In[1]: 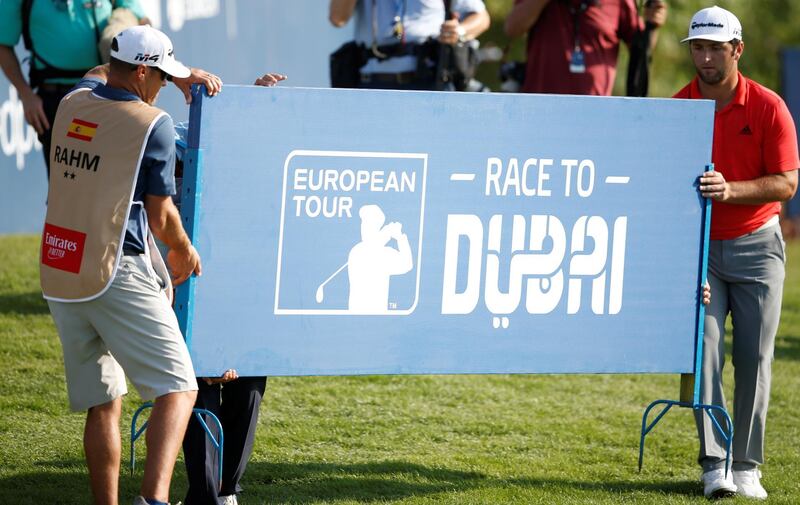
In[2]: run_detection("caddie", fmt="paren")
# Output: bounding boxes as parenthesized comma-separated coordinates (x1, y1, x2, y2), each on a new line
(40, 25, 222, 505)
(675, 6, 799, 500)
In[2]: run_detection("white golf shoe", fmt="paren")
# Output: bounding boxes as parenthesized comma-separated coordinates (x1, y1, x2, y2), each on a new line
(701, 468, 737, 499)
(733, 469, 768, 500)
(221, 495, 239, 505)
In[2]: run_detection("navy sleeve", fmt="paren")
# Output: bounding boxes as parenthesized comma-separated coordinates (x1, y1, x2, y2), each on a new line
(70, 77, 104, 93)
(141, 114, 177, 197)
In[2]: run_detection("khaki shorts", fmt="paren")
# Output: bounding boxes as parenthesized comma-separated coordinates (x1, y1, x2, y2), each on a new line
(48, 255, 197, 411)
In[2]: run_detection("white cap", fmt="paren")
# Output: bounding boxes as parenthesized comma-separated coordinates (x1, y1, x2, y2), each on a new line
(682, 6, 742, 43)
(110, 25, 191, 79)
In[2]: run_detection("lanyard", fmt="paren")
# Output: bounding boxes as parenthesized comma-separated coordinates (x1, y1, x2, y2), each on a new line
(392, 0, 406, 24)
(394, 0, 407, 43)
(371, 0, 406, 57)
(569, 0, 595, 51)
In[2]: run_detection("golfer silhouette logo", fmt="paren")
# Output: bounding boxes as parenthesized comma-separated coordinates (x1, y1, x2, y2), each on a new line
(315, 205, 413, 314)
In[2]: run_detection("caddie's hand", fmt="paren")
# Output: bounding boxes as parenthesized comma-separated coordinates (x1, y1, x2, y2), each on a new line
(203, 369, 238, 385)
(19, 88, 49, 135)
(644, 0, 667, 28)
(438, 14, 462, 45)
(702, 281, 711, 306)
(254, 73, 287, 87)
(699, 170, 729, 202)
(172, 68, 223, 104)
(167, 243, 202, 286)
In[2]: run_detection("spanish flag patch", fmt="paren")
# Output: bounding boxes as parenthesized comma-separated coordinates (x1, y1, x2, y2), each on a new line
(66, 118, 98, 142)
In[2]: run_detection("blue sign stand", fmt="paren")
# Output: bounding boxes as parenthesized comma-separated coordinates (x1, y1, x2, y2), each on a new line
(173, 87, 205, 347)
(638, 164, 733, 474)
(130, 402, 224, 484)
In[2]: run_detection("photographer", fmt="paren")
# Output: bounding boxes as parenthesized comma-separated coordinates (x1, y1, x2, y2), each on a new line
(329, 0, 489, 90)
(503, 0, 666, 95)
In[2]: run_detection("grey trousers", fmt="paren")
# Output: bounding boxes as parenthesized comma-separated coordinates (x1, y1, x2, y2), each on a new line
(695, 224, 785, 472)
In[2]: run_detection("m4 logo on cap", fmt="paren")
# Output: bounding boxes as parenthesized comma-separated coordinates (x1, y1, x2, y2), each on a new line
(41, 223, 86, 274)
(135, 53, 160, 63)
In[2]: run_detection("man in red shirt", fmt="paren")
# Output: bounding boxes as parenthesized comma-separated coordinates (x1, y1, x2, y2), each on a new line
(675, 6, 799, 500)
(504, 0, 666, 95)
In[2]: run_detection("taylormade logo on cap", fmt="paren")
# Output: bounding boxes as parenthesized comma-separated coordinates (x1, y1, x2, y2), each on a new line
(682, 6, 742, 43)
(110, 26, 191, 79)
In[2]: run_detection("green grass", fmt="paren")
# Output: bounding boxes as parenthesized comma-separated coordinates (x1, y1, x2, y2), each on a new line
(1, 235, 798, 504)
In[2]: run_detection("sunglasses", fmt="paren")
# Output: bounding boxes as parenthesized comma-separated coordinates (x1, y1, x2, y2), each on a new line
(155, 68, 172, 82)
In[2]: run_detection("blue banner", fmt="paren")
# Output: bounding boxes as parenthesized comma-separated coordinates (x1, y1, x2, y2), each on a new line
(180, 86, 714, 377)
(0, 0, 350, 233)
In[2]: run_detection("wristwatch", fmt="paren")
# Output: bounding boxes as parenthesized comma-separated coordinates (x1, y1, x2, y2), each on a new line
(456, 25, 467, 42)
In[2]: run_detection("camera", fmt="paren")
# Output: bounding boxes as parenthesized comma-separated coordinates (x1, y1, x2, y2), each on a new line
(499, 60, 526, 93)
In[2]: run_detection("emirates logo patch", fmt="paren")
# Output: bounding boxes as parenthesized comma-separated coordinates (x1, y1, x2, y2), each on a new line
(41, 223, 87, 274)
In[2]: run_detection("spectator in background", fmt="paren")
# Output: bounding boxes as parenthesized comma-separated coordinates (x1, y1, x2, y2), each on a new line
(179, 72, 286, 505)
(677, 6, 799, 500)
(329, 0, 489, 90)
(504, 0, 666, 95)
(0, 0, 148, 174)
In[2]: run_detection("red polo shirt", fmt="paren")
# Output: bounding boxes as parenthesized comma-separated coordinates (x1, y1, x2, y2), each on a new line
(674, 73, 800, 240)
(518, 0, 640, 95)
